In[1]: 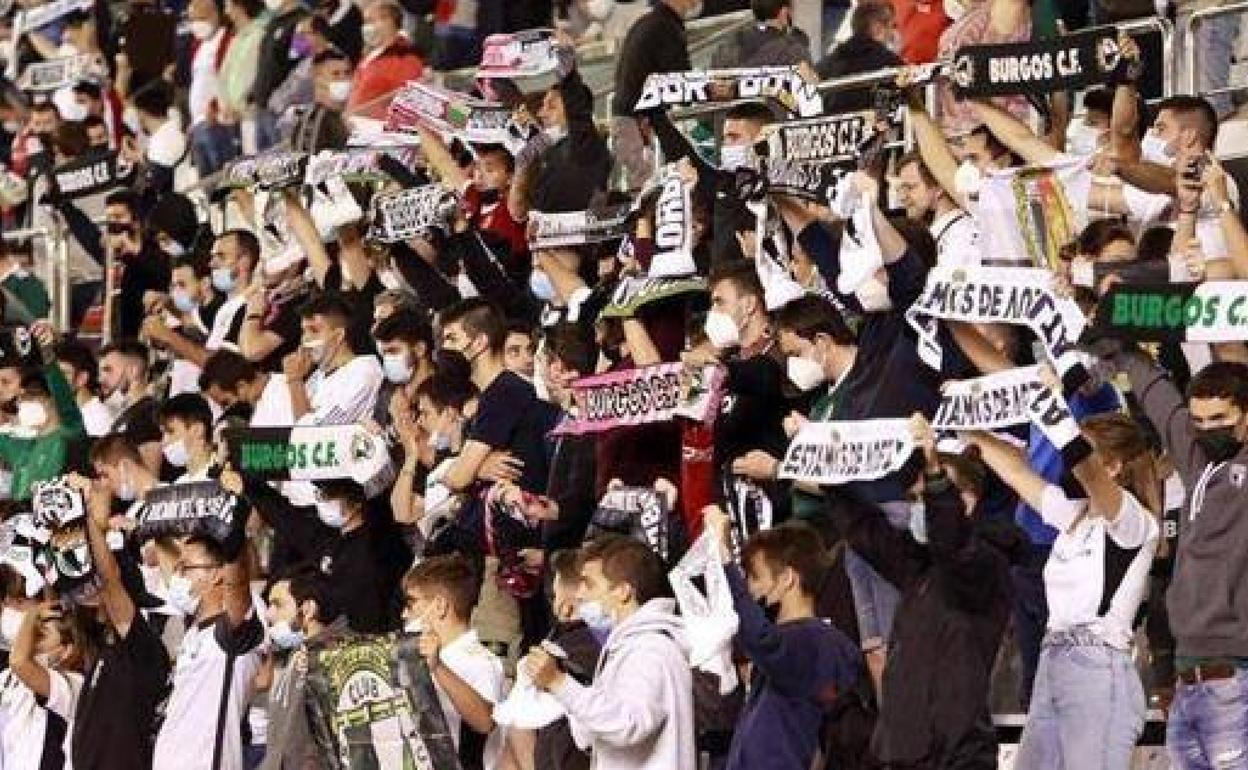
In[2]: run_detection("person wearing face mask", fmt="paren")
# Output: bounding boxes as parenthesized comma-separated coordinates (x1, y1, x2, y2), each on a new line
(0, 326, 84, 501)
(280, 47, 353, 153)
(346, 0, 424, 117)
(103, 190, 172, 341)
(700, 508, 861, 770)
(521, 535, 695, 770)
(243, 478, 411, 632)
(824, 414, 1028, 770)
(151, 535, 264, 770)
(157, 393, 219, 482)
(372, 308, 436, 427)
(130, 82, 194, 196)
(527, 246, 592, 328)
(259, 569, 348, 770)
(0, 240, 51, 323)
(186, 0, 240, 176)
(63, 470, 172, 770)
(251, 0, 308, 151)
(609, 0, 696, 192)
(98, 339, 165, 472)
(283, 294, 384, 424)
(437, 298, 555, 497)
(2, 601, 87, 770)
(401, 554, 508, 770)
(1097, 353, 1248, 769)
(523, 33, 612, 216)
(816, 1, 903, 113)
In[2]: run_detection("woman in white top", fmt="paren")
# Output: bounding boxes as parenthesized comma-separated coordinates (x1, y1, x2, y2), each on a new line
(2, 603, 86, 770)
(966, 412, 1160, 770)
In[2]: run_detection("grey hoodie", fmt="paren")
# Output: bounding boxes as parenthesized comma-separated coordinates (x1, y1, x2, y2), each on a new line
(1119, 352, 1248, 659)
(551, 599, 696, 770)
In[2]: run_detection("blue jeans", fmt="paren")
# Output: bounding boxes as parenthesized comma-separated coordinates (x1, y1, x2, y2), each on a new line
(1016, 633, 1146, 769)
(1176, 8, 1240, 118)
(1013, 545, 1053, 708)
(190, 121, 240, 177)
(845, 501, 908, 647)
(1168, 668, 1248, 769)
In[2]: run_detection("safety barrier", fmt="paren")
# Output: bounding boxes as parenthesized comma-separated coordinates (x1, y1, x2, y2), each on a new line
(1182, 0, 1248, 98)
(6, 220, 70, 333)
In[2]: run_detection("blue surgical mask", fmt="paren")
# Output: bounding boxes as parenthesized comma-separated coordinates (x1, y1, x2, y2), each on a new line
(268, 620, 304, 650)
(577, 599, 613, 633)
(172, 287, 197, 313)
(382, 352, 413, 384)
(211, 267, 236, 294)
(529, 269, 556, 302)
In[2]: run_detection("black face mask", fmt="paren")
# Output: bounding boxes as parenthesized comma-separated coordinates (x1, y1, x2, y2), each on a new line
(1196, 427, 1243, 463)
(478, 187, 501, 206)
(756, 592, 782, 624)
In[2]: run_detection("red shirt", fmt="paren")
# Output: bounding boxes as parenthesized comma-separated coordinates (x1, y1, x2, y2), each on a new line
(892, 0, 950, 64)
(347, 38, 425, 119)
(463, 184, 529, 275)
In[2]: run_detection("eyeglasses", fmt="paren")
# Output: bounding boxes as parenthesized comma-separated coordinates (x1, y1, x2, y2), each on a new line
(175, 563, 218, 575)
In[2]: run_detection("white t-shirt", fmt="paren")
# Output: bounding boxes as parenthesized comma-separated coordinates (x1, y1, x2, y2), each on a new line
(1040, 485, 1159, 649)
(80, 397, 118, 438)
(0, 667, 82, 770)
(189, 28, 227, 126)
(152, 616, 263, 770)
(207, 295, 247, 354)
(302, 355, 384, 426)
(436, 630, 507, 770)
(250, 374, 296, 428)
(930, 209, 980, 267)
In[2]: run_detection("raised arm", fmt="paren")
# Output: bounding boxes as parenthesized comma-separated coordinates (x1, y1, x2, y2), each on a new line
(905, 87, 969, 211)
(968, 100, 1060, 166)
(283, 190, 333, 288)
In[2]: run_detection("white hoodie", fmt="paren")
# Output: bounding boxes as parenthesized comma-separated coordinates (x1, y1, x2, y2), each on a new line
(551, 598, 695, 770)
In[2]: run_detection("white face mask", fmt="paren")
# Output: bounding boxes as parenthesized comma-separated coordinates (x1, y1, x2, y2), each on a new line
(264, 0, 284, 11)
(577, 599, 613, 631)
(543, 124, 567, 144)
(529, 269, 556, 302)
(304, 338, 330, 365)
(1140, 131, 1176, 166)
(944, 0, 967, 19)
(59, 100, 89, 122)
(317, 499, 346, 528)
(382, 351, 413, 384)
(404, 616, 427, 634)
(163, 438, 189, 468)
(268, 619, 304, 650)
(115, 464, 137, 502)
(189, 20, 216, 40)
(719, 142, 755, 172)
(16, 400, 47, 429)
(704, 310, 741, 349)
(584, 0, 615, 20)
(361, 22, 380, 49)
(327, 79, 352, 104)
(684, 0, 704, 19)
(953, 159, 983, 198)
(855, 275, 893, 312)
(0, 606, 23, 647)
(1065, 121, 1103, 157)
(166, 574, 201, 616)
(786, 356, 826, 391)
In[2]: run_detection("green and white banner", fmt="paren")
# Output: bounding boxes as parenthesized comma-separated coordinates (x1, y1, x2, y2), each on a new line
(226, 425, 392, 487)
(1091, 281, 1248, 343)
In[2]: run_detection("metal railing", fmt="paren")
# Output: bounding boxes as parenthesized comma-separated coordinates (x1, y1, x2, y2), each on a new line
(1117, 15, 1175, 102)
(8, 219, 71, 333)
(1183, 0, 1248, 97)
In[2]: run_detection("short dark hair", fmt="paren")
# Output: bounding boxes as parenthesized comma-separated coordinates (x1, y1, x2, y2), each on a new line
(1188, 361, 1248, 409)
(53, 121, 88, 157)
(751, 0, 790, 21)
(229, 0, 265, 20)
(549, 549, 582, 586)
(850, 0, 893, 37)
(473, 143, 515, 173)
(315, 479, 367, 509)
(1083, 87, 1114, 118)
(158, 393, 213, 436)
(403, 553, 480, 621)
(724, 101, 775, 126)
(741, 524, 828, 596)
(183, 535, 229, 566)
(1156, 95, 1219, 150)
(708, 260, 765, 304)
(546, 322, 596, 376)
(441, 297, 506, 353)
(773, 295, 854, 345)
(103, 189, 141, 219)
(172, 253, 211, 279)
(221, 229, 260, 266)
(99, 338, 150, 379)
(88, 433, 142, 467)
(897, 150, 938, 187)
(299, 293, 353, 328)
(580, 535, 671, 605)
(374, 308, 433, 350)
(54, 340, 97, 390)
(282, 568, 339, 623)
(415, 369, 477, 412)
(131, 80, 174, 119)
(1077, 218, 1135, 259)
(199, 350, 259, 393)
(72, 81, 101, 100)
(313, 48, 348, 67)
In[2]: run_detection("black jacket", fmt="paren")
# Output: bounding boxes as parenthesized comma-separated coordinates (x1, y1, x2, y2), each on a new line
(611, 2, 691, 117)
(709, 22, 811, 69)
(530, 67, 612, 213)
(827, 475, 1026, 769)
(815, 34, 903, 113)
(253, 7, 308, 106)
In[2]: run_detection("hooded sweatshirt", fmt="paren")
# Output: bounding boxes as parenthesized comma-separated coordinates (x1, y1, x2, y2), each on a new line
(551, 598, 695, 770)
(1118, 351, 1248, 660)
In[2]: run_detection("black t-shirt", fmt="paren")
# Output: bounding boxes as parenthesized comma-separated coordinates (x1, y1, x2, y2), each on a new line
(117, 244, 171, 340)
(112, 395, 161, 446)
(73, 614, 172, 770)
(323, 263, 384, 355)
(713, 349, 791, 470)
(468, 370, 556, 494)
(259, 290, 309, 373)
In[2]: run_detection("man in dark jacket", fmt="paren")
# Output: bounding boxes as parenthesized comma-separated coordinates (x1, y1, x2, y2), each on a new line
(816, 0, 902, 112)
(827, 417, 1026, 769)
(610, 0, 698, 191)
(529, 42, 612, 213)
(710, 0, 811, 69)
(252, 0, 308, 149)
